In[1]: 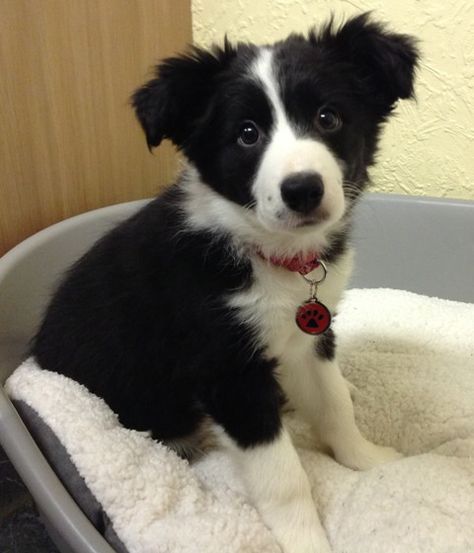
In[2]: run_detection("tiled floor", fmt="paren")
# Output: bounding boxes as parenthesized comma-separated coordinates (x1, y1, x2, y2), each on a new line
(0, 445, 59, 553)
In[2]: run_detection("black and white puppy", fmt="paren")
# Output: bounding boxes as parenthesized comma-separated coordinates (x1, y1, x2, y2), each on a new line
(33, 14, 418, 553)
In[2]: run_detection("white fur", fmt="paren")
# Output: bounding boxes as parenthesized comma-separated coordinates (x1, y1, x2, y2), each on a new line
(227, 247, 353, 357)
(279, 352, 402, 470)
(217, 426, 331, 553)
(250, 49, 346, 234)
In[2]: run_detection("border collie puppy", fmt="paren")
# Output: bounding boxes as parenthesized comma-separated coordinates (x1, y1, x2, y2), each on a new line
(33, 13, 418, 553)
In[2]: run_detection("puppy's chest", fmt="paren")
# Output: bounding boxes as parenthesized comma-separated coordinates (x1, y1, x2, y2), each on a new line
(228, 266, 328, 359)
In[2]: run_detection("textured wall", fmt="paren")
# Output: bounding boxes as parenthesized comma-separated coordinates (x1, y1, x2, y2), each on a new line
(192, 0, 474, 200)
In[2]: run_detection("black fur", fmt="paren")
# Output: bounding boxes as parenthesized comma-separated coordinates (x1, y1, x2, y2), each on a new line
(315, 328, 336, 361)
(32, 14, 418, 452)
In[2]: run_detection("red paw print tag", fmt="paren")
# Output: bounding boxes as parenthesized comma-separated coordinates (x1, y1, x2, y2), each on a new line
(295, 299, 331, 335)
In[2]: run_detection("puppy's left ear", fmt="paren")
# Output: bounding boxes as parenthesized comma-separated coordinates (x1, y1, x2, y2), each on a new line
(319, 13, 420, 112)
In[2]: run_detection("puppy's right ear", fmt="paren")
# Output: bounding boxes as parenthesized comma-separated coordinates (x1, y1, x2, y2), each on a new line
(131, 42, 236, 150)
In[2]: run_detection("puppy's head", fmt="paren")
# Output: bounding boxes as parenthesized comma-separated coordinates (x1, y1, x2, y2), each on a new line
(132, 13, 419, 242)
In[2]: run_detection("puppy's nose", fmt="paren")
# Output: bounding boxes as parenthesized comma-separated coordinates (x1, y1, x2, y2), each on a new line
(281, 172, 324, 214)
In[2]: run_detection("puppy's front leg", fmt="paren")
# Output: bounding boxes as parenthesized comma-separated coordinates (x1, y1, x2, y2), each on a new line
(204, 363, 331, 553)
(282, 330, 401, 470)
(223, 427, 331, 553)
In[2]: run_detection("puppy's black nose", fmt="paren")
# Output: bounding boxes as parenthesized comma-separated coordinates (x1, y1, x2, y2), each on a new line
(280, 172, 324, 214)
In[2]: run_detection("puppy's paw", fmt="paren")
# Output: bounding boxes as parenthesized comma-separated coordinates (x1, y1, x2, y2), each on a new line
(334, 439, 403, 471)
(266, 499, 332, 553)
(277, 531, 332, 553)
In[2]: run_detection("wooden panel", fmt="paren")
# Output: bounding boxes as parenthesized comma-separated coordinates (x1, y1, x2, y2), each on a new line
(0, 0, 192, 254)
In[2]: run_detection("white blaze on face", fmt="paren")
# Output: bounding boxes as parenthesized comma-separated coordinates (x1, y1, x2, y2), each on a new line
(251, 49, 345, 231)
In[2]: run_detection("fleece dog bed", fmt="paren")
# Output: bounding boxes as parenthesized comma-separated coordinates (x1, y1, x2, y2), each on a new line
(5, 288, 474, 553)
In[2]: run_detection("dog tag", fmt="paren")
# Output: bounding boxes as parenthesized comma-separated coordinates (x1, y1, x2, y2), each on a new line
(295, 299, 331, 335)
(295, 260, 331, 335)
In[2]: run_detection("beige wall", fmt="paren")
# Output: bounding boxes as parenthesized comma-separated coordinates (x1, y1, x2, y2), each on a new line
(192, 0, 474, 200)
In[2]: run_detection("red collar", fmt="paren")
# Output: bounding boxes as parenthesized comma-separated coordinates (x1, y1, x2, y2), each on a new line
(257, 250, 321, 275)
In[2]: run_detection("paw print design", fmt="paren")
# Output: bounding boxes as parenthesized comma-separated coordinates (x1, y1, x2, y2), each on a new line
(301, 308, 325, 326)
(296, 301, 331, 335)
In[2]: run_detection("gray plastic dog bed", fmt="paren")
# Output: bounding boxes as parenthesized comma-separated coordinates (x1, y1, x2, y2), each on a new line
(0, 193, 473, 553)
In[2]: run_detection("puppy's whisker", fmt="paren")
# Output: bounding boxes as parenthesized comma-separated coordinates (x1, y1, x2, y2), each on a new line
(243, 199, 257, 210)
(343, 180, 364, 201)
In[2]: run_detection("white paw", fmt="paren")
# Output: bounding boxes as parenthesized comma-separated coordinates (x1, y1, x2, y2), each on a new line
(265, 499, 332, 553)
(334, 439, 403, 471)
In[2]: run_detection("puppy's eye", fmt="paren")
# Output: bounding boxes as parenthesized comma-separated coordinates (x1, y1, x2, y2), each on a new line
(316, 107, 342, 133)
(238, 121, 260, 146)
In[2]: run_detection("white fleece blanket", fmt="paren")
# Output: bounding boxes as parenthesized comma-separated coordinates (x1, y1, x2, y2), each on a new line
(6, 289, 474, 553)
